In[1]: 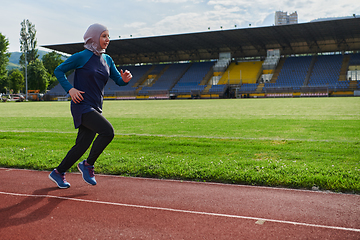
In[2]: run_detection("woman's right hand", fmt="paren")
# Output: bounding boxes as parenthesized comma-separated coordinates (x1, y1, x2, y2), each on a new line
(68, 88, 85, 103)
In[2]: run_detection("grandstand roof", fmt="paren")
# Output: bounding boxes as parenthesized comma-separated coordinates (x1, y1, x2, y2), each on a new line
(43, 17, 360, 65)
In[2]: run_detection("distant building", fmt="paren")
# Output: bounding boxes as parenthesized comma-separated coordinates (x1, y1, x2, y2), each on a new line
(275, 11, 298, 25)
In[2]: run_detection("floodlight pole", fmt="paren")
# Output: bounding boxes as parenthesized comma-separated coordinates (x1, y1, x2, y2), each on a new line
(20, 19, 30, 101)
(21, 28, 29, 101)
(25, 49, 28, 101)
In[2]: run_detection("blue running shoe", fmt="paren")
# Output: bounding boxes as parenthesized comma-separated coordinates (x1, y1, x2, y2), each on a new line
(77, 160, 97, 185)
(49, 169, 70, 189)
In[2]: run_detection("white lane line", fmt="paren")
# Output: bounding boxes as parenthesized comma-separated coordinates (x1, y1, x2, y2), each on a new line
(0, 129, 355, 143)
(1, 191, 359, 233)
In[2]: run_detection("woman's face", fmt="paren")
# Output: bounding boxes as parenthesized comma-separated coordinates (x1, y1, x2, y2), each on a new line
(99, 30, 110, 50)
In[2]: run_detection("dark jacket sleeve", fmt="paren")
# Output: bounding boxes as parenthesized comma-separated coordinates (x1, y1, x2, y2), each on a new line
(103, 54, 128, 86)
(54, 50, 93, 93)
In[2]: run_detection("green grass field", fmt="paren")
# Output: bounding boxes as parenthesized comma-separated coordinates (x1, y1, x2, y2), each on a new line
(1, 98, 359, 193)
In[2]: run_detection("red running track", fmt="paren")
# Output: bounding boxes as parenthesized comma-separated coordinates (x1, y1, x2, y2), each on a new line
(0, 167, 359, 239)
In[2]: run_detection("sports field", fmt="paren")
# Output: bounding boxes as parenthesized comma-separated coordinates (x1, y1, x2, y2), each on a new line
(1, 97, 359, 193)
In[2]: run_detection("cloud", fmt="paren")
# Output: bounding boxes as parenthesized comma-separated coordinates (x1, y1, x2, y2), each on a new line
(138, 0, 203, 2)
(260, 13, 275, 26)
(124, 22, 148, 29)
(111, 0, 360, 40)
(2, 0, 360, 52)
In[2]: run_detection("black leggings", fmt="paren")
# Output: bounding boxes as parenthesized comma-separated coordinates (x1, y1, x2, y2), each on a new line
(56, 111, 114, 173)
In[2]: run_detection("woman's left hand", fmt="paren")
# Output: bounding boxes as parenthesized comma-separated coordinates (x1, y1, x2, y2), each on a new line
(120, 69, 133, 83)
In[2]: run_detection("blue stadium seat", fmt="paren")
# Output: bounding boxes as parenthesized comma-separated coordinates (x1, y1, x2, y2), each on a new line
(140, 63, 191, 95)
(264, 56, 312, 91)
(308, 55, 343, 88)
(170, 62, 214, 94)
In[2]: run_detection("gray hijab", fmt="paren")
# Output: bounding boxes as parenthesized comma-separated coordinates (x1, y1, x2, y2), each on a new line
(83, 23, 108, 55)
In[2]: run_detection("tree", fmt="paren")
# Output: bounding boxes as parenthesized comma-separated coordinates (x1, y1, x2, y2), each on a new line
(42, 51, 64, 76)
(8, 69, 24, 93)
(19, 19, 39, 66)
(42, 51, 64, 89)
(27, 59, 48, 92)
(0, 33, 10, 93)
(20, 19, 39, 99)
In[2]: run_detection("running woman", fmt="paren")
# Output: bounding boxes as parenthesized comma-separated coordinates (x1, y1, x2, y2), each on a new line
(49, 23, 132, 188)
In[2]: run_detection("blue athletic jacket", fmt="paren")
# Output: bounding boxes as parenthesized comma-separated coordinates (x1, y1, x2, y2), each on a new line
(54, 49, 127, 128)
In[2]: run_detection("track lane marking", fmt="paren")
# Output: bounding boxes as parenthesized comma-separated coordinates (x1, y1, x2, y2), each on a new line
(1, 191, 359, 233)
(0, 129, 356, 143)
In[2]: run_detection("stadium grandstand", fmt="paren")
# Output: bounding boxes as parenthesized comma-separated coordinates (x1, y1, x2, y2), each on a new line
(43, 17, 360, 100)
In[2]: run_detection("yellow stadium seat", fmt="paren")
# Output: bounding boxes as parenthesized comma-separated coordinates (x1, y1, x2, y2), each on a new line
(217, 61, 263, 85)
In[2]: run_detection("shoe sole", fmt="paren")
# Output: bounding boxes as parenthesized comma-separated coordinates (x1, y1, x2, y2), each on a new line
(77, 164, 97, 186)
(49, 174, 70, 189)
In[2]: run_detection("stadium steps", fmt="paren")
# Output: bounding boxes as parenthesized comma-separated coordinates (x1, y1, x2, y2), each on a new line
(135, 86, 143, 94)
(349, 81, 358, 89)
(138, 63, 191, 96)
(203, 74, 217, 94)
(169, 63, 193, 90)
(132, 65, 156, 88)
(141, 64, 171, 90)
(202, 84, 212, 94)
(270, 57, 286, 83)
(303, 55, 317, 86)
(147, 65, 170, 87)
(339, 55, 350, 81)
(199, 66, 214, 86)
(217, 63, 235, 85)
(255, 83, 264, 93)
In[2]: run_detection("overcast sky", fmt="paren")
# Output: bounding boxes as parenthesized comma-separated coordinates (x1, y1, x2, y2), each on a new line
(2, 0, 359, 52)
